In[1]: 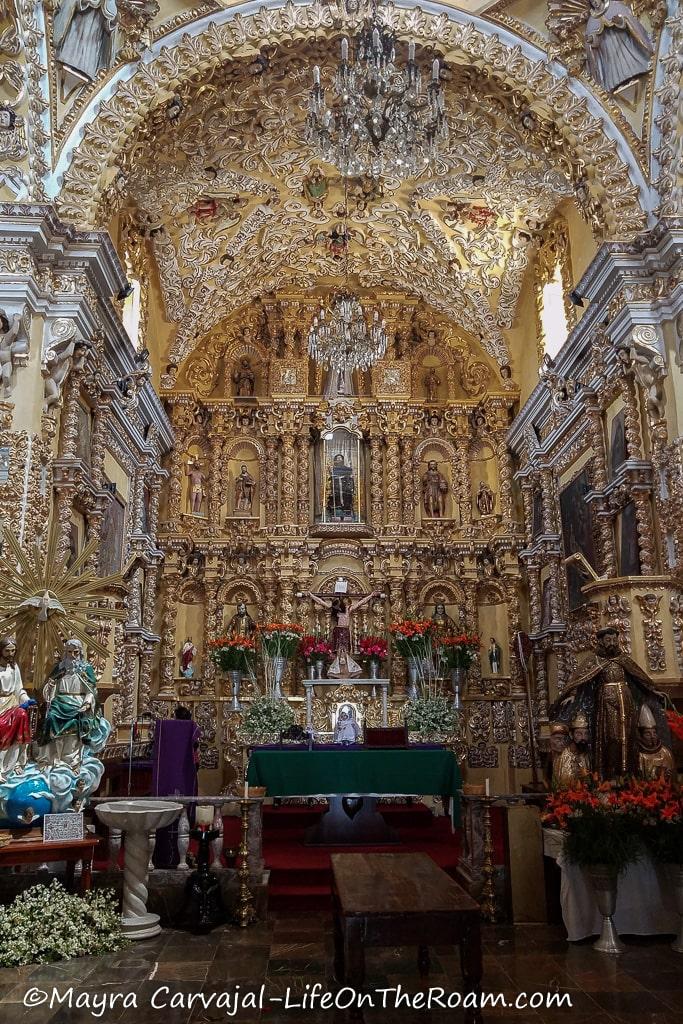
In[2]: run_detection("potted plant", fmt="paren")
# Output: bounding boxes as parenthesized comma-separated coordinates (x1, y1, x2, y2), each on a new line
(543, 777, 643, 954)
(208, 635, 257, 711)
(258, 623, 304, 698)
(390, 619, 438, 698)
(440, 633, 480, 704)
(299, 635, 333, 679)
(359, 635, 388, 680)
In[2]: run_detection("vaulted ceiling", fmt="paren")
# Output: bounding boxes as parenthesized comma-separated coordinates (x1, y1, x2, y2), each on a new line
(115, 36, 583, 367)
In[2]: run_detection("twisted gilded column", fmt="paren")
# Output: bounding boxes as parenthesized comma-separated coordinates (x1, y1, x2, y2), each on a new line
(53, 359, 87, 562)
(157, 576, 180, 697)
(385, 435, 401, 527)
(280, 434, 296, 525)
(621, 375, 656, 574)
(264, 437, 279, 528)
(495, 433, 515, 525)
(296, 434, 310, 527)
(369, 435, 384, 530)
(455, 436, 472, 527)
(584, 397, 617, 576)
(207, 429, 224, 531)
(400, 436, 415, 525)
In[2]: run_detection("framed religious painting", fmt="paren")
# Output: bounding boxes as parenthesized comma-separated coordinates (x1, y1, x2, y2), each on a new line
(98, 487, 126, 575)
(619, 501, 641, 576)
(609, 407, 627, 478)
(559, 468, 597, 610)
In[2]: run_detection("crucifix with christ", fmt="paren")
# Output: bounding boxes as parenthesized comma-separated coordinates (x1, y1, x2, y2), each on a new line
(298, 578, 384, 678)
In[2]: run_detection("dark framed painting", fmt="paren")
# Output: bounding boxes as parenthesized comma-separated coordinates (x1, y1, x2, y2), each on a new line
(619, 501, 641, 576)
(560, 469, 596, 610)
(99, 489, 126, 575)
(609, 408, 627, 478)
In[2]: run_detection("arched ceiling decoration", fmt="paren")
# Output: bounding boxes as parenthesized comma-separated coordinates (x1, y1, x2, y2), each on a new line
(52, 1, 653, 366)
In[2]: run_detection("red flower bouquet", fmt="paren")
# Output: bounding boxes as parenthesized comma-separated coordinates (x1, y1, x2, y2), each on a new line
(208, 635, 256, 672)
(440, 633, 480, 670)
(359, 636, 388, 660)
(299, 635, 333, 661)
(666, 708, 683, 743)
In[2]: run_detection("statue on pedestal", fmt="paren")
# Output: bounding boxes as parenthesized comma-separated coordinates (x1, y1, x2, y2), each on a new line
(0, 637, 35, 781)
(226, 601, 256, 639)
(476, 481, 495, 516)
(637, 704, 675, 784)
(40, 638, 111, 769)
(327, 453, 355, 520)
(545, 722, 570, 789)
(180, 638, 197, 679)
(550, 626, 668, 780)
(186, 460, 206, 514)
(424, 368, 440, 402)
(232, 357, 255, 398)
(234, 464, 256, 514)
(488, 638, 502, 675)
(422, 460, 448, 518)
(552, 712, 592, 789)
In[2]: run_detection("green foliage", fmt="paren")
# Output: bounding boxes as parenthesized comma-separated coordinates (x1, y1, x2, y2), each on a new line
(642, 820, 683, 864)
(0, 879, 127, 967)
(564, 815, 643, 875)
(405, 695, 456, 738)
(241, 696, 295, 739)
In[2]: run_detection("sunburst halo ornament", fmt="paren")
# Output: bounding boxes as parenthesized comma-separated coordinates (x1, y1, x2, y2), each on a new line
(0, 525, 127, 683)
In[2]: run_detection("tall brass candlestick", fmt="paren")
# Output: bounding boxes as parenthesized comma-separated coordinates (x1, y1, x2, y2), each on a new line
(236, 798, 255, 928)
(480, 796, 497, 923)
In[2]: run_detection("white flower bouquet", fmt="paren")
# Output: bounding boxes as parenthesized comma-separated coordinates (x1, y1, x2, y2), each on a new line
(0, 879, 127, 967)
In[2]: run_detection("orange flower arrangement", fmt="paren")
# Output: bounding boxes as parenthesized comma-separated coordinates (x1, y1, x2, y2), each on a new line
(389, 619, 435, 659)
(666, 708, 683, 742)
(208, 635, 256, 671)
(440, 634, 480, 670)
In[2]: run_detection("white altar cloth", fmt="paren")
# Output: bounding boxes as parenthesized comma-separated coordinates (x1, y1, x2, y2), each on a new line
(543, 828, 678, 941)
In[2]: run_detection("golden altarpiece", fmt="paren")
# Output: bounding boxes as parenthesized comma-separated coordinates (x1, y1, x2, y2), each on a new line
(153, 294, 530, 792)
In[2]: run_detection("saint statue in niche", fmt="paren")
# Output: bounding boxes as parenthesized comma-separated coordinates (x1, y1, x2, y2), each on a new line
(180, 638, 197, 679)
(488, 638, 502, 675)
(186, 460, 206, 515)
(585, 0, 654, 93)
(232, 357, 255, 398)
(430, 602, 458, 643)
(422, 460, 448, 518)
(226, 601, 256, 638)
(476, 481, 495, 516)
(234, 463, 256, 514)
(324, 364, 355, 398)
(424, 367, 440, 402)
(53, 0, 117, 82)
(327, 453, 355, 520)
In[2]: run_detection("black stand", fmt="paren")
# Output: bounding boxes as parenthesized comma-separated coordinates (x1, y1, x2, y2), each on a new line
(184, 827, 225, 932)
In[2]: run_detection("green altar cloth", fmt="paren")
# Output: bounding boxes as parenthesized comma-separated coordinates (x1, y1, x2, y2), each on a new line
(247, 749, 462, 825)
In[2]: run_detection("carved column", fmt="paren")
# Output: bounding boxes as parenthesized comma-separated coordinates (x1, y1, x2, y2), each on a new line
(400, 436, 415, 525)
(385, 435, 401, 528)
(158, 575, 180, 697)
(621, 375, 657, 574)
(53, 359, 86, 562)
(203, 583, 220, 695)
(584, 396, 617, 576)
(388, 579, 405, 695)
(207, 427, 224, 531)
(296, 434, 310, 527)
(455, 435, 472, 527)
(369, 435, 384, 530)
(280, 434, 297, 525)
(495, 433, 515, 525)
(263, 437, 279, 528)
(521, 482, 534, 547)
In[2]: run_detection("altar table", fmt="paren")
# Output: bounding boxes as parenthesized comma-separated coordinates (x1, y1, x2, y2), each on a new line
(246, 748, 462, 824)
(543, 828, 678, 940)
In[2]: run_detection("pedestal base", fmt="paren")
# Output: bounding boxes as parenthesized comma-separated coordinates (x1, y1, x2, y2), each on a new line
(121, 910, 162, 940)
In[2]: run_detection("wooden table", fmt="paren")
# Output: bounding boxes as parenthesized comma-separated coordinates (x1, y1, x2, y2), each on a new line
(331, 852, 483, 1021)
(0, 837, 98, 894)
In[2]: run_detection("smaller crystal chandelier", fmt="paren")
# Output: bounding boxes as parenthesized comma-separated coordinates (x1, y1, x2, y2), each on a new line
(306, 1, 449, 179)
(308, 292, 388, 373)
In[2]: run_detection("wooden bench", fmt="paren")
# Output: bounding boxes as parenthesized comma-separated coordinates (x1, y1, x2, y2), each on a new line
(0, 837, 98, 894)
(331, 852, 483, 1022)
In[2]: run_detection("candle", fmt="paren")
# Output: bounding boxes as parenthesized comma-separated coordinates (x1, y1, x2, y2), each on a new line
(485, 778, 490, 797)
(408, 41, 415, 61)
(341, 37, 349, 61)
(432, 58, 440, 82)
(313, 65, 320, 85)
(244, 779, 249, 800)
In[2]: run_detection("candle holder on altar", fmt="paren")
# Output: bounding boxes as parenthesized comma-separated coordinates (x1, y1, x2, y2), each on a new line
(480, 795, 498, 923)
(236, 799, 255, 928)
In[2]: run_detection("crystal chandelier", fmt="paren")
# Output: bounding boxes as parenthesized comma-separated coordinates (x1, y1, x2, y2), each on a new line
(306, 2, 448, 178)
(308, 292, 387, 373)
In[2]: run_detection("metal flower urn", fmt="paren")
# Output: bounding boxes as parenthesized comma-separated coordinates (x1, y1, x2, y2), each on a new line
(450, 667, 464, 707)
(584, 865, 625, 954)
(271, 655, 286, 698)
(406, 659, 419, 700)
(228, 670, 242, 712)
